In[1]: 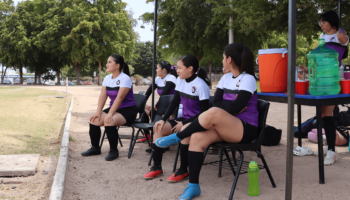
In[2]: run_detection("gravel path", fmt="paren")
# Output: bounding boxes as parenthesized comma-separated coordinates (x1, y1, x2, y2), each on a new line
(31, 85, 350, 200)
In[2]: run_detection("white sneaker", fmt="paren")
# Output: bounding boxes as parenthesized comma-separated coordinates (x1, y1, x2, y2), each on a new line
(324, 150, 338, 165)
(313, 146, 328, 156)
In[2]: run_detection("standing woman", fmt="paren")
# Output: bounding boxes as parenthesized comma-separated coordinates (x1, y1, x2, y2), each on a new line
(143, 55, 211, 183)
(155, 43, 259, 199)
(136, 61, 177, 143)
(300, 11, 348, 165)
(81, 54, 138, 161)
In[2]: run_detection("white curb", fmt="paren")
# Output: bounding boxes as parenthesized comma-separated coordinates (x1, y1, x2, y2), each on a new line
(49, 97, 73, 200)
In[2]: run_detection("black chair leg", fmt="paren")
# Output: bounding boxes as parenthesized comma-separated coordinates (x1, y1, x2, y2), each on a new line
(229, 150, 244, 200)
(128, 128, 139, 158)
(203, 146, 210, 159)
(218, 148, 223, 178)
(148, 151, 153, 166)
(231, 150, 237, 166)
(119, 137, 123, 147)
(173, 143, 181, 172)
(100, 130, 106, 148)
(223, 149, 236, 176)
(255, 150, 276, 188)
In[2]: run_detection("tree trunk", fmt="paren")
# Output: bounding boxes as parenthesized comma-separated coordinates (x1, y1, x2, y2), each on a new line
(19, 67, 23, 84)
(1, 66, 7, 84)
(208, 62, 212, 89)
(98, 60, 102, 85)
(38, 70, 42, 84)
(56, 69, 61, 85)
(74, 63, 82, 85)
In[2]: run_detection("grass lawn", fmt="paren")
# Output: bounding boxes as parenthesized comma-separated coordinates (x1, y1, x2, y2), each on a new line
(0, 87, 71, 156)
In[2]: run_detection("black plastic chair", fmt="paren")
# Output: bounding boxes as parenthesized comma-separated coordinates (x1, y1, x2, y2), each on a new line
(99, 93, 147, 154)
(129, 95, 174, 161)
(202, 99, 276, 200)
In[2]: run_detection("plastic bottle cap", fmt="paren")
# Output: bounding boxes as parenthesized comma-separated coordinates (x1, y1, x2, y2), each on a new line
(249, 161, 258, 169)
(319, 39, 325, 46)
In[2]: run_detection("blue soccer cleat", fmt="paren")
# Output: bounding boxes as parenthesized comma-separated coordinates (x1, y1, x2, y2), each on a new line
(179, 183, 201, 200)
(155, 133, 181, 148)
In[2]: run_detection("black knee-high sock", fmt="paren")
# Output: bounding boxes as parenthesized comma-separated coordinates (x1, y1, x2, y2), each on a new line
(89, 123, 101, 148)
(322, 116, 336, 152)
(177, 118, 207, 139)
(105, 126, 119, 150)
(152, 143, 164, 168)
(179, 144, 189, 172)
(188, 150, 204, 184)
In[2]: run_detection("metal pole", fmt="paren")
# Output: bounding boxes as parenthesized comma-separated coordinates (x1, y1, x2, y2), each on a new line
(229, 17, 233, 44)
(285, 0, 296, 200)
(151, 0, 158, 122)
(66, 77, 68, 96)
(228, 0, 233, 44)
(338, 0, 341, 27)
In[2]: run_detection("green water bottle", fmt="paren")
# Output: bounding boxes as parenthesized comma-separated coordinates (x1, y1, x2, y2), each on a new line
(248, 161, 260, 196)
(307, 39, 340, 96)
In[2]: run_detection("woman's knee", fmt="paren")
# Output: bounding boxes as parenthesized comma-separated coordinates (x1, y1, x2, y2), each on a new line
(189, 133, 208, 149)
(202, 107, 221, 120)
(181, 136, 191, 145)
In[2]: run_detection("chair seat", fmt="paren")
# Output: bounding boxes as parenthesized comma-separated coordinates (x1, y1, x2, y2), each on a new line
(210, 140, 259, 151)
(131, 122, 155, 130)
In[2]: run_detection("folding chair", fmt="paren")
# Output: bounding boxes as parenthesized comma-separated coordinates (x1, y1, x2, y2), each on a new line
(202, 99, 276, 200)
(99, 93, 147, 154)
(129, 95, 174, 160)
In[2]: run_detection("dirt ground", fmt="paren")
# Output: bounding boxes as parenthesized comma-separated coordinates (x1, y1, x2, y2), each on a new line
(13, 85, 350, 199)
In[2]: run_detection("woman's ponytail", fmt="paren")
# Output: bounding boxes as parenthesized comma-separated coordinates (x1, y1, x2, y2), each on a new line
(123, 63, 130, 76)
(241, 46, 256, 79)
(197, 68, 211, 86)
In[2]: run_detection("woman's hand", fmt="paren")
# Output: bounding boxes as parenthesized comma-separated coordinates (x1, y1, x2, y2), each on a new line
(154, 106, 157, 111)
(90, 112, 101, 123)
(172, 121, 183, 133)
(104, 113, 114, 125)
(154, 120, 165, 133)
(299, 65, 308, 73)
(337, 28, 348, 45)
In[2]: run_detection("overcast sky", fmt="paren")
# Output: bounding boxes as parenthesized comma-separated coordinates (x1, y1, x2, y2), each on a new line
(11, 0, 155, 42)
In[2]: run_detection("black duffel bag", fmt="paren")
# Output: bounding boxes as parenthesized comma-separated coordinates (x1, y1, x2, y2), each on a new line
(262, 125, 282, 146)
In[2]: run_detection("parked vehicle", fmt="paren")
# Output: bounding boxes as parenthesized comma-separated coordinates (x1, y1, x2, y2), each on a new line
(61, 81, 75, 86)
(13, 79, 20, 85)
(2, 79, 12, 85)
(83, 81, 92, 85)
(26, 79, 35, 85)
(142, 78, 152, 85)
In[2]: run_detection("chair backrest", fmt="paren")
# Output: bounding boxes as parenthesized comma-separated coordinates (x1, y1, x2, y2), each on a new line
(251, 99, 270, 145)
(209, 96, 214, 107)
(152, 95, 174, 122)
(133, 93, 147, 114)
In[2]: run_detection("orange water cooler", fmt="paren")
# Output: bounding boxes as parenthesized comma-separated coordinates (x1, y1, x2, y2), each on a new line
(256, 48, 288, 92)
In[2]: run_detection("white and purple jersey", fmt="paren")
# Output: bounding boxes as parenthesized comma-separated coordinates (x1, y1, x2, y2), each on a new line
(217, 72, 258, 127)
(321, 34, 349, 66)
(102, 72, 136, 109)
(175, 76, 210, 119)
(155, 74, 177, 96)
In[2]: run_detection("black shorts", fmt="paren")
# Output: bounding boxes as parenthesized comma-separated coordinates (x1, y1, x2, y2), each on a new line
(102, 106, 137, 124)
(168, 117, 186, 128)
(239, 119, 259, 144)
